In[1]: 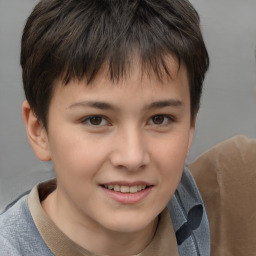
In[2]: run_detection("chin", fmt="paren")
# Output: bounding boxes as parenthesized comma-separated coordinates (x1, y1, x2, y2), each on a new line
(104, 212, 157, 233)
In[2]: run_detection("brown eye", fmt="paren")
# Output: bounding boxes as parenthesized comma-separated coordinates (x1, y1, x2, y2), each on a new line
(81, 115, 109, 126)
(89, 116, 103, 125)
(148, 114, 174, 127)
(152, 115, 165, 124)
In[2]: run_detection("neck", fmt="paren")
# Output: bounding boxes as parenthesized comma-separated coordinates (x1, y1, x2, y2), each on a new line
(42, 189, 159, 256)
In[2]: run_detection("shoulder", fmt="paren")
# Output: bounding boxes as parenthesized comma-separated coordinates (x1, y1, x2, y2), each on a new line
(189, 135, 256, 255)
(189, 135, 256, 203)
(190, 135, 256, 176)
(0, 194, 29, 234)
(0, 192, 53, 255)
(0, 195, 30, 255)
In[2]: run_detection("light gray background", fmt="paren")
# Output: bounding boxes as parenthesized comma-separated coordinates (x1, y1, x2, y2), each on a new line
(0, 0, 256, 211)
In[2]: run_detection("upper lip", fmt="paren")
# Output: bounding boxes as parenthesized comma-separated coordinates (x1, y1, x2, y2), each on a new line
(100, 181, 153, 186)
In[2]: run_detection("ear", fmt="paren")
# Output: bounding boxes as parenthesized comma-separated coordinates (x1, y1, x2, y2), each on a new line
(22, 101, 51, 161)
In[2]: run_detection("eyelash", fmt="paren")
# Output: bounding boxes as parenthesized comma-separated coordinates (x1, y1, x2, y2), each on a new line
(80, 114, 175, 127)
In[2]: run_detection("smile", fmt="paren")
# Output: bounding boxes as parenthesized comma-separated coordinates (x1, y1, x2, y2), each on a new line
(103, 185, 147, 193)
(101, 183, 153, 204)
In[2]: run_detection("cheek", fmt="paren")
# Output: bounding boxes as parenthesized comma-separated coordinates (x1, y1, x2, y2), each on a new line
(153, 135, 189, 168)
(48, 130, 108, 179)
(152, 134, 189, 190)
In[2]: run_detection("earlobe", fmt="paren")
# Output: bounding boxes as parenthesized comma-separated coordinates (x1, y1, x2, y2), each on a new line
(22, 101, 51, 161)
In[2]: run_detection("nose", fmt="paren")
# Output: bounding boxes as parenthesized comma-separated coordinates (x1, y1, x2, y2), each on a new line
(110, 127, 150, 171)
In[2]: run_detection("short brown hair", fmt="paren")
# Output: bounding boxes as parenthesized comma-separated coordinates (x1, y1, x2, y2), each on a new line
(21, 0, 209, 127)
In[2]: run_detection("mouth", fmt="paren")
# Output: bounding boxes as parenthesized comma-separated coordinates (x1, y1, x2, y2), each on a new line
(100, 183, 153, 204)
(102, 184, 149, 193)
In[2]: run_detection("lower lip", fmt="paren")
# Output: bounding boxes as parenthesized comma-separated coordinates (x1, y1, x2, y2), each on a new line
(101, 186, 153, 204)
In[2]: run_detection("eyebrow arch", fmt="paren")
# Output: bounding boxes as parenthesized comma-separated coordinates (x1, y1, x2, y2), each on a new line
(69, 101, 117, 110)
(146, 99, 183, 110)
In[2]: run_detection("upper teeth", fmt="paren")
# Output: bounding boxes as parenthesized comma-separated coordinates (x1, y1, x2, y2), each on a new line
(104, 185, 147, 193)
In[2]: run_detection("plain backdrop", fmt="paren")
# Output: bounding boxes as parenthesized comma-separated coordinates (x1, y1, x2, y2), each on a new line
(0, 0, 256, 211)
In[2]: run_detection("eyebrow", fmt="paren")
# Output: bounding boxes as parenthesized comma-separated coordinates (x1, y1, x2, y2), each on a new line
(146, 99, 183, 110)
(69, 101, 116, 110)
(69, 99, 183, 110)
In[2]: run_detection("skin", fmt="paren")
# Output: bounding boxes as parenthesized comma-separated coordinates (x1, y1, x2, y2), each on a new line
(23, 58, 195, 255)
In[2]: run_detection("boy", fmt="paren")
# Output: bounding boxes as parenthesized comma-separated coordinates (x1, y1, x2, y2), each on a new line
(0, 0, 209, 255)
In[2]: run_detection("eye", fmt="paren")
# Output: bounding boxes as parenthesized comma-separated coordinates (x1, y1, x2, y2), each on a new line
(148, 114, 174, 126)
(81, 115, 109, 127)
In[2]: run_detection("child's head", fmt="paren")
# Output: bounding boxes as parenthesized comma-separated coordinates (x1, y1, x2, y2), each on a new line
(21, 1, 209, 253)
(21, 0, 209, 129)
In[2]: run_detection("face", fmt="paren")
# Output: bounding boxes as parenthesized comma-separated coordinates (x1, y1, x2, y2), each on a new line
(38, 59, 194, 236)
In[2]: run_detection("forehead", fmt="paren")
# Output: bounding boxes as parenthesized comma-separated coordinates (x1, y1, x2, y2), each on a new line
(49, 65, 190, 120)
(50, 58, 190, 111)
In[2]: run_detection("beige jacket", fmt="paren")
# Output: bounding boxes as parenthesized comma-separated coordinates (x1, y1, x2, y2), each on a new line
(190, 135, 256, 256)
